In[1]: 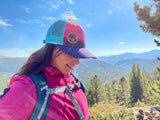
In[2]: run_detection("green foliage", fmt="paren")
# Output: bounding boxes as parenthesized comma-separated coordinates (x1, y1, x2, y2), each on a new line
(147, 79, 160, 105)
(134, 99, 145, 107)
(156, 65, 160, 73)
(112, 109, 135, 120)
(87, 75, 105, 106)
(129, 64, 145, 103)
(110, 79, 119, 104)
(141, 67, 150, 103)
(130, 63, 140, 102)
(118, 77, 131, 105)
(89, 104, 136, 120)
(87, 62, 160, 108)
(105, 81, 113, 104)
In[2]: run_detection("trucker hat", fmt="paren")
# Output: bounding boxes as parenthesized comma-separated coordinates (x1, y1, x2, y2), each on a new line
(43, 19, 96, 59)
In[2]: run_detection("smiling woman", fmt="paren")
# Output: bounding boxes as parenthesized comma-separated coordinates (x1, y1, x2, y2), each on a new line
(0, 19, 96, 120)
(51, 46, 80, 74)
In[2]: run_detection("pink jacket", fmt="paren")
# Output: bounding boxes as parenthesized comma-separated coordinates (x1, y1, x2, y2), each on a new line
(0, 64, 90, 120)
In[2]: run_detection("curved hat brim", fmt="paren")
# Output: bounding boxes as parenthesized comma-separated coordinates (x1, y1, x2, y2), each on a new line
(58, 45, 97, 59)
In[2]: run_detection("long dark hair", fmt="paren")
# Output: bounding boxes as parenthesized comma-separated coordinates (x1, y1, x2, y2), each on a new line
(14, 44, 58, 76)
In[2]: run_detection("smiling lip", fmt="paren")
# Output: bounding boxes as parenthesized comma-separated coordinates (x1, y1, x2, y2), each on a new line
(66, 64, 75, 70)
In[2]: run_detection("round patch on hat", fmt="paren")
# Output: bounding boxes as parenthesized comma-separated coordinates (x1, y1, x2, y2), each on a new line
(67, 33, 78, 44)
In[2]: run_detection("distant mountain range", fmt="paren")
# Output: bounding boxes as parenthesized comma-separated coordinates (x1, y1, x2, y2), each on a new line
(98, 49, 159, 73)
(0, 49, 159, 84)
(98, 49, 160, 64)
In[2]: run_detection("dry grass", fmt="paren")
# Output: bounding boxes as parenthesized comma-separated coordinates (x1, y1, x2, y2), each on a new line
(89, 102, 124, 114)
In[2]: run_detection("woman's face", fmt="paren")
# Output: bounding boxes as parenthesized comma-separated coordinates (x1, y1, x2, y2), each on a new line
(51, 47, 80, 74)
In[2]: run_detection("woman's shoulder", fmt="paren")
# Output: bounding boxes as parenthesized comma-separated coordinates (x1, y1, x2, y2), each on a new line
(0, 75, 37, 119)
(9, 75, 35, 87)
(8, 75, 37, 101)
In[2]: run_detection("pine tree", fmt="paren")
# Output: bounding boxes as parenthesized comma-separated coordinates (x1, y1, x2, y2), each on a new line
(130, 63, 137, 102)
(136, 64, 143, 101)
(105, 81, 113, 104)
(141, 67, 151, 103)
(118, 77, 131, 105)
(147, 68, 160, 104)
(87, 75, 105, 106)
(152, 68, 160, 82)
(111, 79, 119, 103)
(130, 63, 142, 102)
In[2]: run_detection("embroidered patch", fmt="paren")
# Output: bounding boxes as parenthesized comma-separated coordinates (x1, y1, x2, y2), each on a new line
(67, 33, 78, 44)
(0, 88, 10, 99)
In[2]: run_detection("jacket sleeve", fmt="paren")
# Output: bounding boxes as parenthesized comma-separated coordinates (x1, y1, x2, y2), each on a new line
(0, 76, 37, 120)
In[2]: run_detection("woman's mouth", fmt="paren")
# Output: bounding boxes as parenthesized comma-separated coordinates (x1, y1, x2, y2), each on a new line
(66, 64, 75, 70)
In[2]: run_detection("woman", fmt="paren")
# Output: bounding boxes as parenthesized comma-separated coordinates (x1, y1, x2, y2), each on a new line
(0, 19, 96, 120)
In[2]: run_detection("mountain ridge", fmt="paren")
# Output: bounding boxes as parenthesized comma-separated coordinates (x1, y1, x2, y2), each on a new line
(0, 49, 159, 84)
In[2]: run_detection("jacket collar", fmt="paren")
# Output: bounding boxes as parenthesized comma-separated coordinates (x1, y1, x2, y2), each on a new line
(43, 64, 70, 76)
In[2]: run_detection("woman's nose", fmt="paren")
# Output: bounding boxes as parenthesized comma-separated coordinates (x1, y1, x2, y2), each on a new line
(73, 58, 80, 65)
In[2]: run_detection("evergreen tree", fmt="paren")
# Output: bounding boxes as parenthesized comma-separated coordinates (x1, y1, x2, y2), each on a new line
(130, 63, 142, 102)
(105, 81, 113, 104)
(136, 64, 143, 101)
(141, 67, 150, 103)
(87, 89, 96, 106)
(147, 68, 160, 105)
(118, 77, 130, 105)
(152, 68, 160, 82)
(130, 63, 137, 102)
(148, 79, 160, 105)
(87, 75, 105, 106)
(110, 79, 119, 103)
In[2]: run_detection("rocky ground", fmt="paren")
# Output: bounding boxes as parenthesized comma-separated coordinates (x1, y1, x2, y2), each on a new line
(134, 105, 160, 120)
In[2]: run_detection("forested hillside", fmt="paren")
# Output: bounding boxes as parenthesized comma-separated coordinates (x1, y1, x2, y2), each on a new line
(76, 59, 128, 84)
(87, 63, 160, 119)
(87, 63, 160, 106)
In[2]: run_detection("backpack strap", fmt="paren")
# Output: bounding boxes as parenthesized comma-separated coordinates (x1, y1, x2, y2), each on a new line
(48, 81, 81, 94)
(46, 72, 85, 120)
(28, 71, 85, 120)
(69, 71, 86, 120)
(70, 70, 86, 93)
(28, 71, 50, 120)
(65, 87, 85, 120)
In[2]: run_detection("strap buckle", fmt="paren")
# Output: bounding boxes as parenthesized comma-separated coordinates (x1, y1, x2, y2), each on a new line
(67, 85, 73, 90)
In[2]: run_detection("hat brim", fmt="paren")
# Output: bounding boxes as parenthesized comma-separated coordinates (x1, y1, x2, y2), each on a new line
(57, 45, 97, 59)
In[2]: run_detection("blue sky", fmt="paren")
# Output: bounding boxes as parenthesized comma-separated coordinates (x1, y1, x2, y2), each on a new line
(0, 0, 159, 57)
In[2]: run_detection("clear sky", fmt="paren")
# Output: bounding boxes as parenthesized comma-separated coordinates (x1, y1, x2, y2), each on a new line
(0, 0, 159, 57)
